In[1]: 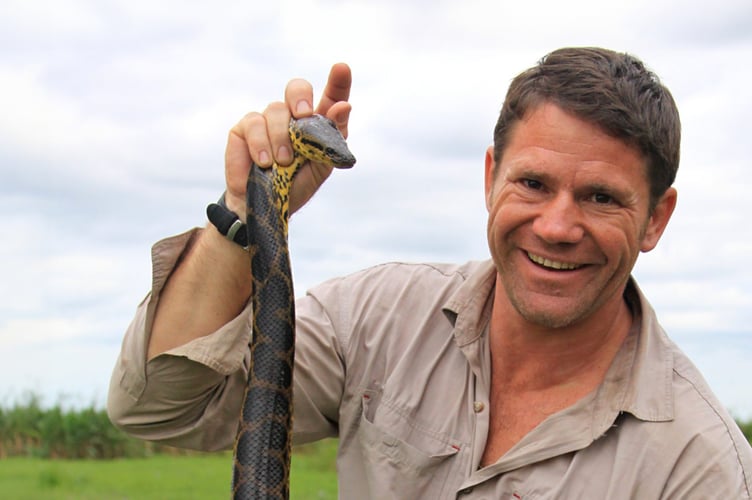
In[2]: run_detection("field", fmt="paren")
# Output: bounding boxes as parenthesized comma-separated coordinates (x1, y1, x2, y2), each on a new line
(0, 396, 336, 498)
(0, 441, 338, 500)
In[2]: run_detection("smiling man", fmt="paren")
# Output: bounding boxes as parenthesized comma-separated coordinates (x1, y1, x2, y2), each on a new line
(108, 48, 752, 498)
(480, 99, 678, 465)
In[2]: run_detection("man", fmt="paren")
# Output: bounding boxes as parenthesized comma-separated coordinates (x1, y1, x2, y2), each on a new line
(108, 47, 752, 498)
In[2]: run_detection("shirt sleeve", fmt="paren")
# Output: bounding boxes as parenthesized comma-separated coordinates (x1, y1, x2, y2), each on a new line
(659, 407, 752, 499)
(106, 228, 344, 451)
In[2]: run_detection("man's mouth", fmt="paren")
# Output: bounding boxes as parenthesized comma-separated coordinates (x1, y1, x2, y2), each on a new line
(527, 252, 583, 271)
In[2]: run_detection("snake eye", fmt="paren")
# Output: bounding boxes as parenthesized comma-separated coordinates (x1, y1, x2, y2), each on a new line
(325, 147, 336, 156)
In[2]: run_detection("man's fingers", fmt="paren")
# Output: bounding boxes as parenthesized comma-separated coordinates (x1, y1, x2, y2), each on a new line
(238, 111, 274, 168)
(316, 63, 352, 115)
(326, 101, 352, 139)
(284, 78, 314, 119)
(224, 63, 353, 217)
(284, 64, 350, 118)
(224, 110, 281, 214)
(264, 101, 293, 166)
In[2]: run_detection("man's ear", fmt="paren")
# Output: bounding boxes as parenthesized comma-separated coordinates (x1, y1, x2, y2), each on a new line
(641, 187, 678, 252)
(484, 145, 496, 211)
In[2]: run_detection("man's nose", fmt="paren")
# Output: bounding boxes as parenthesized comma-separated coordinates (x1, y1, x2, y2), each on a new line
(531, 193, 585, 244)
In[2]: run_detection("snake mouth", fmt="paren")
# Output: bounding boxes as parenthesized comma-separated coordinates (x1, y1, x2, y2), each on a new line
(328, 149, 357, 168)
(527, 252, 584, 271)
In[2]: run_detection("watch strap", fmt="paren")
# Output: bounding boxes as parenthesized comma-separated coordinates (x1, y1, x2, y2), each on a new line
(206, 193, 248, 249)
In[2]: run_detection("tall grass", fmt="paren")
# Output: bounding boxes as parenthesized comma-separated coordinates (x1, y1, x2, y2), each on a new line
(0, 392, 193, 459)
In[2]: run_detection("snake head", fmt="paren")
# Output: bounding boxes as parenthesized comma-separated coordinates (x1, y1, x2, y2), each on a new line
(289, 115, 356, 168)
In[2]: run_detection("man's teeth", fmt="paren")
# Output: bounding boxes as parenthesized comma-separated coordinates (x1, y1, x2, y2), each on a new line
(527, 252, 581, 270)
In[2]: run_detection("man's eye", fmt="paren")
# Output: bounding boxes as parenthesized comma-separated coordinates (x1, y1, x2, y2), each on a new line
(591, 192, 614, 204)
(522, 179, 543, 190)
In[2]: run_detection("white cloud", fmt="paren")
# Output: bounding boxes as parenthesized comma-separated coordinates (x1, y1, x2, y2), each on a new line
(0, 317, 92, 346)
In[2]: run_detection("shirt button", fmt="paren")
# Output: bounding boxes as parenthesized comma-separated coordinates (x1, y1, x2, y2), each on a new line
(473, 401, 485, 413)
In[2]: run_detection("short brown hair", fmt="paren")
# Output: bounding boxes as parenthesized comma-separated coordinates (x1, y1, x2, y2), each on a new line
(493, 47, 681, 210)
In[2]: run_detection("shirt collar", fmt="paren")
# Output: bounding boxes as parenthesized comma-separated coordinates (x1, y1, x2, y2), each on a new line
(613, 279, 675, 422)
(442, 260, 496, 347)
(442, 261, 675, 423)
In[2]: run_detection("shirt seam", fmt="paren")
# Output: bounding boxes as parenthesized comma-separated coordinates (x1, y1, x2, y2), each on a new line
(672, 367, 751, 496)
(356, 260, 472, 279)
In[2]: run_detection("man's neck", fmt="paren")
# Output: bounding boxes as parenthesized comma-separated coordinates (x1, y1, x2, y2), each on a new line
(479, 282, 633, 466)
(487, 282, 633, 393)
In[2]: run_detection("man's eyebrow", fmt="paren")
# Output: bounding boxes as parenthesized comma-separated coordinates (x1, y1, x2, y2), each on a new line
(584, 182, 620, 194)
(504, 164, 557, 186)
(582, 177, 634, 194)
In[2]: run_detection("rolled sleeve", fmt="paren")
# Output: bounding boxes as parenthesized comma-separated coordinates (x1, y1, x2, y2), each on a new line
(107, 228, 252, 450)
(107, 228, 348, 451)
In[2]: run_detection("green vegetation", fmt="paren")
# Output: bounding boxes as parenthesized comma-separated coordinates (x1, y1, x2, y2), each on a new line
(0, 393, 749, 498)
(1, 454, 231, 499)
(0, 392, 147, 459)
(0, 442, 338, 499)
(738, 418, 752, 444)
(0, 393, 338, 498)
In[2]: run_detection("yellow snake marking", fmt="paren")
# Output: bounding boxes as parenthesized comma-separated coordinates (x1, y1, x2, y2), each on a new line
(273, 114, 356, 236)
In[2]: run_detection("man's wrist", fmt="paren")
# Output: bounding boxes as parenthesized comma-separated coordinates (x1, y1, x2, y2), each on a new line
(206, 193, 248, 250)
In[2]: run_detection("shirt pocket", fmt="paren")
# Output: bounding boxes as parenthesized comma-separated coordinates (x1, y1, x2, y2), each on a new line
(356, 390, 465, 499)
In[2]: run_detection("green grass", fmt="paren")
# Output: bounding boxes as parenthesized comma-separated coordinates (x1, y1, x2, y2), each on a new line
(0, 440, 338, 500)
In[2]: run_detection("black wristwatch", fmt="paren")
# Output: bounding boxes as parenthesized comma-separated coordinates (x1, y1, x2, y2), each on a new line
(206, 193, 249, 250)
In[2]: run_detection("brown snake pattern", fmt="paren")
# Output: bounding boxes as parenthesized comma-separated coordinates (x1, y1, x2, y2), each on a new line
(232, 115, 355, 499)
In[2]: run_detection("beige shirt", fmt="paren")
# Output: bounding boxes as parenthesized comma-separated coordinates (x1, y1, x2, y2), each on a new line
(108, 228, 752, 499)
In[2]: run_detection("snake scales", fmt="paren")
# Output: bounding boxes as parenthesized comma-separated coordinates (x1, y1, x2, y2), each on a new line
(232, 114, 355, 499)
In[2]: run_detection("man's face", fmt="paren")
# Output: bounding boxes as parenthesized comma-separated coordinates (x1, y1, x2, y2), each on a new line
(485, 103, 676, 329)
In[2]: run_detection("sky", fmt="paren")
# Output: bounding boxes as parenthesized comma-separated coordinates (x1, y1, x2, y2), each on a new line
(1, 0, 750, 419)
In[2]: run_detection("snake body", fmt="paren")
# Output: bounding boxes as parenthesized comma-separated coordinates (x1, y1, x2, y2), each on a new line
(232, 114, 355, 499)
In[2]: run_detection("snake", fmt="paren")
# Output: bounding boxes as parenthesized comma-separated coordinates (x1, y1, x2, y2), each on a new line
(231, 114, 356, 499)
